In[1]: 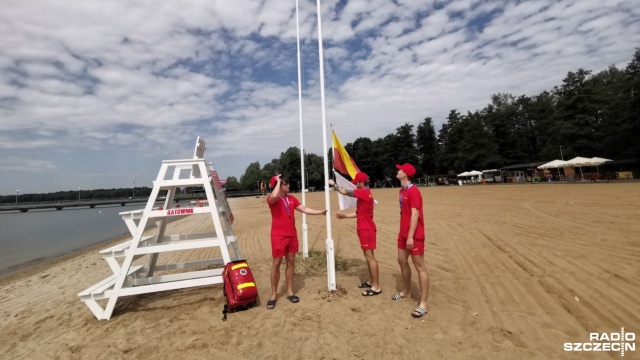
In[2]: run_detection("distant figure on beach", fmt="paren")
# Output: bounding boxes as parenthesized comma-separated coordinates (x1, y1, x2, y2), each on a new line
(266, 174, 327, 310)
(329, 172, 381, 296)
(393, 163, 430, 318)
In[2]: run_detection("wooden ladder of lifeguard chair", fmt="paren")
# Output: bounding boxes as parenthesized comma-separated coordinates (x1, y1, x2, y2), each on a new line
(78, 137, 240, 320)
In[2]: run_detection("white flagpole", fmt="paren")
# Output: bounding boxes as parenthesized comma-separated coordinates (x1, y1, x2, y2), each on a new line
(296, 0, 308, 258)
(316, 0, 336, 291)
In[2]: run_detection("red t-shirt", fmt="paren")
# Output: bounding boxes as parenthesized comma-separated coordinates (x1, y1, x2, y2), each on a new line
(267, 194, 301, 236)
(354, 188, 376, 231)
(398, 184, 425, 239)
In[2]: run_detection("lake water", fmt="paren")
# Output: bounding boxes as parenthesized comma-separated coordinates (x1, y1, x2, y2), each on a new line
(0, 203, 144, 276)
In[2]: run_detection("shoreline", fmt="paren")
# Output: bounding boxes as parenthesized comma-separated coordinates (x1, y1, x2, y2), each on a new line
(0, 232, 131, 284)
(0, 215, 186, 283)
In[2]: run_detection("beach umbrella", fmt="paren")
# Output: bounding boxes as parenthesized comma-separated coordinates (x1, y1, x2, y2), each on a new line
(566, 157, 594, 180)
(590, 157, 612, 165)
(590, 157, 612, 175)
(566, 156, 594, 167)
(468, 170, 483, 182)
(538, 159, 569, 179)
(537, 159, 568, 169)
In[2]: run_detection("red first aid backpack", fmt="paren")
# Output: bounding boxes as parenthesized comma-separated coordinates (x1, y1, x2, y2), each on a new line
(222, 260, 258, 320)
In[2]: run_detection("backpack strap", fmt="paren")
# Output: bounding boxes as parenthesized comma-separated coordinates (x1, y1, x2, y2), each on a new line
(221, 277, 228, 321)
(222, 304, 228, 321)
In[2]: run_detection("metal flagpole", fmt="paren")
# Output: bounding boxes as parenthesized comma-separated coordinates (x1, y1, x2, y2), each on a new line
(316, 0, 336, 291)
(296, 0, 308, 258)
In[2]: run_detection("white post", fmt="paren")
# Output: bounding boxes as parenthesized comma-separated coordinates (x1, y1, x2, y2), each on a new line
(296, 0, 309, 258)
(15, 189, 20, 205)
(316, 0, 336, 291)
(78, 187, 82, 201)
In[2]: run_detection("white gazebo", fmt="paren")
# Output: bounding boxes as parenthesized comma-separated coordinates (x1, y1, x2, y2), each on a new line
(538, 159, 569, 180)
(468, 170, 483, 182)
(565, 156, 612, 180)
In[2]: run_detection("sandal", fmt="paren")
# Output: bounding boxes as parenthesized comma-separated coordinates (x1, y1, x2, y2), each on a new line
(362, 288, 382, 296)
(392, 293, 407, 301)
(286, 295, 300, 303)
(266, 299, 276, 310)
(411, 307, 427, 318)
(358, 281, 372, 288)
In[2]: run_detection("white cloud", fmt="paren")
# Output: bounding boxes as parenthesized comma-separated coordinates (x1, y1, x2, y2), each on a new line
(0, 157, 57, 172)
(0, 0, 639, 194)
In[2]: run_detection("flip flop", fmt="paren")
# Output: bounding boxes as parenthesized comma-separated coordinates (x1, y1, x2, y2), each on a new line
(411, 307, 427, 318)
(358, 281, 372, 289)
(392, 293, 407, 301)
(266, 299, 276, 310)
(362, 288, 382, 296)
(286, 295, 300, 303)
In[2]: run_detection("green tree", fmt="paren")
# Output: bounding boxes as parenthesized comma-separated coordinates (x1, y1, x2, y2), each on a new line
(550, 69, 601, 158)
(261, 158, 280, 185)
(483, 94, 523, 165)
(240, 161, 262, 191)
(529, 91, 558, 161)
(458, 111, 501, 170)
(305, 153, 325, 189)
(279, 147, 302, 191)
(416, 117, 438, 175)
(393, 123, 419, 167)
(437, 110, 463, 173)
(623, 48, 640, 158)
(348, 137, 375, 178)
(225, 176, 241, 191)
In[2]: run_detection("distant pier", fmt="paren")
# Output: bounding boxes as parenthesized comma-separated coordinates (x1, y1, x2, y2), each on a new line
(0, 198, 154, 213)
(1, 190, 265, 213)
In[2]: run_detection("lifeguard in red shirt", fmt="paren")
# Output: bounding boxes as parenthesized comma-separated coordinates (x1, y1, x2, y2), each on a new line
(392, 163, 429, 319)
(329, 172, 381, 296)
(266, 174, 327, 310)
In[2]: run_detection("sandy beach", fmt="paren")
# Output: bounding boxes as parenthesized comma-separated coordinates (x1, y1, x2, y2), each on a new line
(1, 182, 639, 359)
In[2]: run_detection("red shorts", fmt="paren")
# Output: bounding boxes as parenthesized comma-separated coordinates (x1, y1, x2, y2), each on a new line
(357, 229, 377, 250)
(271, 235, 299, 258)
(397, 235, 425, 255)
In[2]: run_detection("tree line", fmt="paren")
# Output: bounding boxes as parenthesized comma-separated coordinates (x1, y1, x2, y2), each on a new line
(231, 48, 640, 189)
(0, 187, 153, 204)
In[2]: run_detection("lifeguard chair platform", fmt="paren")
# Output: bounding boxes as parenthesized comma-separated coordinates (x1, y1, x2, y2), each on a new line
(78, 137, 239, 320)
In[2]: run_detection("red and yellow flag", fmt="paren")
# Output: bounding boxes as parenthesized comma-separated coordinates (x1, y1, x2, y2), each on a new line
(332, 130, 360, 179)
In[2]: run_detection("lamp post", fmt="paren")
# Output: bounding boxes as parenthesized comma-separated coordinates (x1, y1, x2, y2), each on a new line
(559, 145, 564, 160)
(132, 178, 135, 199)
(15, 189, 20, 205)
(78, 187, 82, 201)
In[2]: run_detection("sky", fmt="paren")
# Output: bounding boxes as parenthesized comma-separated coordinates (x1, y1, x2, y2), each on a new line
(1, 0, 639, 195)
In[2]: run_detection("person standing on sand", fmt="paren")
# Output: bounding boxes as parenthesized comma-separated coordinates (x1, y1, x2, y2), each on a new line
(266, 174, 327, 310)
(329, 172, 381, 296)
(392, 163, 430, 318)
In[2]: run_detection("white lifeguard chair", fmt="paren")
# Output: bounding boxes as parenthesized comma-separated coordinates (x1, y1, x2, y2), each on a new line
(78, 137, 240, 320)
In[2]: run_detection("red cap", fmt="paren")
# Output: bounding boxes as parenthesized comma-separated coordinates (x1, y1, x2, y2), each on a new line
(351, 172, 369, 184)
(395, 163, 416, 177)
(269, 175, 278, 188)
